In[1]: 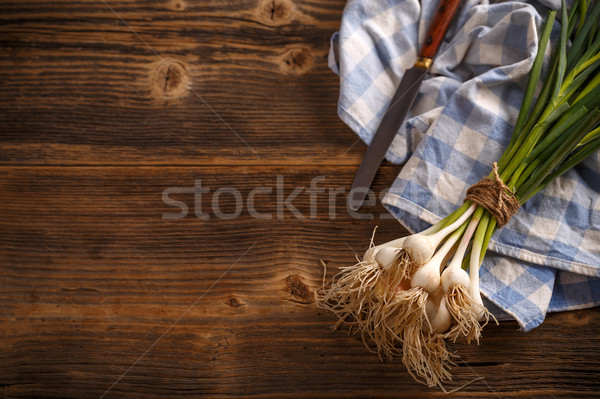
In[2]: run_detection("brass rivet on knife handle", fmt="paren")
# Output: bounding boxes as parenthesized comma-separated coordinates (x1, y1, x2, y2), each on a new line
(414, 56, 433, 69)
(420, 0, 463, 60)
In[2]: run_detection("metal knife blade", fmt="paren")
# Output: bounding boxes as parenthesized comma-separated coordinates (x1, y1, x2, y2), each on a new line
(347, 0, 463, 211)
(348, 65, 428, 211)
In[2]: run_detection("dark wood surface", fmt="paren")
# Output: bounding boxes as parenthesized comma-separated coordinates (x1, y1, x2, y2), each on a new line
(1, 1, 599, 397)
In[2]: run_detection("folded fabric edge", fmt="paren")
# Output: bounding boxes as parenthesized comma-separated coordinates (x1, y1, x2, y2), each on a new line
(328, 32, 340, 76)
(328, 31, 407, 164)
(489, 240, 600, 278)
(548, 298, 600, 313)
(381, 191, 440, 234)
(479, 284, 546, 331)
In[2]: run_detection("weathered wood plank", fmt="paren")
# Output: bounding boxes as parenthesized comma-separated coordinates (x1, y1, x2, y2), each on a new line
(0, 0, 364, 166)
(0, 166, 598, 398)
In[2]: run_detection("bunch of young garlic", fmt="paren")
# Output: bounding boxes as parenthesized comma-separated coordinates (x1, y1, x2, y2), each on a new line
(316, 201, 495, 388)
(317, 0, 600, 387)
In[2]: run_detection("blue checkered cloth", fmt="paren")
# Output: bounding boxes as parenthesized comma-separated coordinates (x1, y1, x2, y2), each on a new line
(330, 0, 600, 331)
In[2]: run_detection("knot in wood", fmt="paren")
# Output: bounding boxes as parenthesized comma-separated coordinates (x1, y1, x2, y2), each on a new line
(285, 275, 312, 303)
(280, 47, 313, 75)
(257, 0, 293, 25)
(166, 0, 185, 11)
(465, 163, 519, 228)
(150, 59, 188, 100)
(226, 296, 244, 308)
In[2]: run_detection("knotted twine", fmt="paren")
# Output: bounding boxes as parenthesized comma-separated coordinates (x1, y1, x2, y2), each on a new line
(465, 163, 520, 228)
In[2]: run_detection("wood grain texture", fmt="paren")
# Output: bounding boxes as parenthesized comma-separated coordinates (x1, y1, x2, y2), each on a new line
(0, 0, 357, 166)
(1, 1, 599, 398)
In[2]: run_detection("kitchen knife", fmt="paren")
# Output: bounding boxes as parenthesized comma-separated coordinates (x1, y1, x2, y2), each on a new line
(348, 0, 463, 211)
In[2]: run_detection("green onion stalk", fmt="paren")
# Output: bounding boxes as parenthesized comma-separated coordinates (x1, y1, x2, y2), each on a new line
(316, 0, 600, 389)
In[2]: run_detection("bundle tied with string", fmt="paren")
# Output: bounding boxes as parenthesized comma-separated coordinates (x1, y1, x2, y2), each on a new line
(317, 0, 600, 389)
(465, 163, 520, 228)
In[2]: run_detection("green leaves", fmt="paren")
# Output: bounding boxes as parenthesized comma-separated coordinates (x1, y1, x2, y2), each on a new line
(498, 0, 600, 203)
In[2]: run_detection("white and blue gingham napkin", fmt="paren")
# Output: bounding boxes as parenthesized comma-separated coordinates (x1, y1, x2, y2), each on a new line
(330, 0, 600, 331)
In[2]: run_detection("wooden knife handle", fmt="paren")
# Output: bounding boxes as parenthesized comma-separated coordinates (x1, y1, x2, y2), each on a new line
(419, 0, 462, 60)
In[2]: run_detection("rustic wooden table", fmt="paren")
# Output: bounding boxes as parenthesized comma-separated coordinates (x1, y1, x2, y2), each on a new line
(1, 0, 599, 397)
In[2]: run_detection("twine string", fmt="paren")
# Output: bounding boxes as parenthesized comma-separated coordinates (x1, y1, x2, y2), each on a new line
(465, 163, 520, 228)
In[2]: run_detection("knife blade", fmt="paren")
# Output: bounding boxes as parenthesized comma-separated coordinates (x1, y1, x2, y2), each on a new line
(348, 0, 463, 211)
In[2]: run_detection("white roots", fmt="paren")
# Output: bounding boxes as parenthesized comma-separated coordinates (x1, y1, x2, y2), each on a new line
(316, 257, 456, 388)
(315, 236, 496, 390)
(445, 284, 497, 344)
(403, 324, 456, 388)
(314, 244, 416, 336)
(364, 287, 428, 361)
